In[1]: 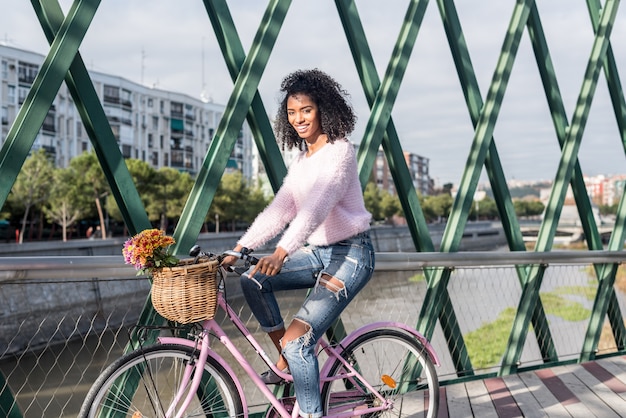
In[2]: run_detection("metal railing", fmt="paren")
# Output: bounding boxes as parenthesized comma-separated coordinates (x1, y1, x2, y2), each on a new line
(3, 250, 625, 277)
(1, 250, 626, 417)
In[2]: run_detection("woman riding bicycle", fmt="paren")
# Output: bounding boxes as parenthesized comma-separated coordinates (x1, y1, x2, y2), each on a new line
(222, 68, 375, 418)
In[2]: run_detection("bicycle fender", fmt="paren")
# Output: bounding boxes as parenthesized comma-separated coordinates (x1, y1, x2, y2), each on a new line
(158, 337, 249, 417)
(327, 322, 439, 367)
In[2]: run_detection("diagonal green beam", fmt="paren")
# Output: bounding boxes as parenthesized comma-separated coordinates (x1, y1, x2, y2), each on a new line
(436, 0, 557, 374)
(336, 0, 433, 253)
(580, 0, 626, 361)
(354, 0, 428, 187)
(336, 0, 473, 376)
(501, 0, 620, 375)
(0, 0, 99, 209)
(32, 0, 151, 235)
(416, 0, 533, 359)
(202, 0, 286, 193)
(440, 0, 531, 253)
(527, 3, 602, 251)
(173, 0, 290, 253)
(535, 0, 618, 253)
(0, 371, 21, 418)
(0, 1, 105, 415)
(119, 0, 292, 400)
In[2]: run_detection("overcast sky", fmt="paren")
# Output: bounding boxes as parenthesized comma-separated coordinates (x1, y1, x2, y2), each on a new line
(2, 0, 626, 186)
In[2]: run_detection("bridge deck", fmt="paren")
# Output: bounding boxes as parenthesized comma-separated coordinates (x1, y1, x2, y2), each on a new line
(433, 356, 626, 417)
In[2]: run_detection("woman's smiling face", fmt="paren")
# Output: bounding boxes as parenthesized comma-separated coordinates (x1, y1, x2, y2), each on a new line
(287, 93, 322, 140)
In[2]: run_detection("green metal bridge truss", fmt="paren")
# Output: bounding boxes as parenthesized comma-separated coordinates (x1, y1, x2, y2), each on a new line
(1, 0, 626, 415)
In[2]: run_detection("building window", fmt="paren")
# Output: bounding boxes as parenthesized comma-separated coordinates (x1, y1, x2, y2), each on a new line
(147, 98, 153, 108)
(152, 116, 159, 130)
(103, 85, 120, 105)
(121, 108, 132, 125)
(1, 106, 8, 125)
(184, 103, 195, 121)
(18, 62, 38, 84)
(122, 144, 132, 158)
(121, 89, 132, 105)
(148, 133, 153, 148)
(17, 86, 30, 104)
(1, 60, 7, 79)
(42, 111, 56, 132)
(170, 101, 183, 118)
(7, 85, 16, 104)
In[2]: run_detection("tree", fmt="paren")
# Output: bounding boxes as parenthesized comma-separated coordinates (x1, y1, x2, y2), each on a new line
(599, 202, 618, 216)
(209, 172, 269, 232)
(470, 197, 498, 220)
(419, 193, 437, 223)
(106, 159, 157, 226)
(245, 180, 270, 224)
(363, 183, 404, 223)
(423, 193, 453, 222)
(363, 183, 383, 221)
(69, 152, 111, 239)
(44, 167, 84, 241)
(380, 191, 402, 220)
(514, 199, 545, 218)
(215, 172, 251, 231)
(8, 149, 54, 243)
(147, 167, 194, 231)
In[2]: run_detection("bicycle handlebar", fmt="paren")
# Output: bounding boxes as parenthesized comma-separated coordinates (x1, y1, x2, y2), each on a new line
(221, 249, 259, 266)
(188, 244, 259, 273)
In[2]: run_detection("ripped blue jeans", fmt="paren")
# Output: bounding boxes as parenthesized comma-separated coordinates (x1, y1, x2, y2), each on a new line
(239, 231, 375, 418)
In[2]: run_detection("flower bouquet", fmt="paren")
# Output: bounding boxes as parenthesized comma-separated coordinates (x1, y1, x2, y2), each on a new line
(122, 228, 179, 276)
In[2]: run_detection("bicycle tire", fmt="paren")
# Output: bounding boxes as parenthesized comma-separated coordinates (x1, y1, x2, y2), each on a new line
(321, 328, 439, 418)
(79, 343, 244, 418)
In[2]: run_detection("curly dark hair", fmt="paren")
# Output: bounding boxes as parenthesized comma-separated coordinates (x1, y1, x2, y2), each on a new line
(274, 69, 356, 150)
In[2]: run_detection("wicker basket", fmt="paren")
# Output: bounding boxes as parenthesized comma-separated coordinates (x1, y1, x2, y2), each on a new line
(151, 258, 219, 324)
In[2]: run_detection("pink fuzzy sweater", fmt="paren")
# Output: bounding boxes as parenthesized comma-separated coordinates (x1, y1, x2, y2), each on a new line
(238, 139, 371, 255)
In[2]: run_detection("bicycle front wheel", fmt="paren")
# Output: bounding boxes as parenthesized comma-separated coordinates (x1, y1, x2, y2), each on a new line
(79, 343, 244, 418)
(321, 328, 439, 418)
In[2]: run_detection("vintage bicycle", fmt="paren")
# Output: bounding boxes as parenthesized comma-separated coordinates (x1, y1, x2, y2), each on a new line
(79, 245, 440, 418)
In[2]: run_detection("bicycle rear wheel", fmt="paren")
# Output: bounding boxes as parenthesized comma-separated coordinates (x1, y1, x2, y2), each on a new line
(79, 343, 243, 418)
(321, 328, 439, 418)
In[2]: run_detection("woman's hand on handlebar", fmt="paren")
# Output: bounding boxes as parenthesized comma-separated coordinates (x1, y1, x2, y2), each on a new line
(247, 247, 288, 278)
(220, 245, 243, 270)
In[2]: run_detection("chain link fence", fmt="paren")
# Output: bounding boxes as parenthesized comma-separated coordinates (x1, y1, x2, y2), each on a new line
(1, 251, 625, 417)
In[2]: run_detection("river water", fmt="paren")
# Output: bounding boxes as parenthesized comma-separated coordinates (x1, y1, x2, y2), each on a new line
(0, 262, 613, 417)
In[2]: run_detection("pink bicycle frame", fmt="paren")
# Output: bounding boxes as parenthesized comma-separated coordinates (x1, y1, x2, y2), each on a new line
(157, 282, 439, 418)
(158, 290, 295, 418)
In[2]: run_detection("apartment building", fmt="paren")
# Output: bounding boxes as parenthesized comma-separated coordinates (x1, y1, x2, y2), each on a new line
(372, 148, 433, 196)
(0, 44, 253, 180)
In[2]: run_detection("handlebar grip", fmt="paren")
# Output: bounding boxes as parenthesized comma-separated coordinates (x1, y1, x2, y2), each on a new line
(189, 244, 202, 257)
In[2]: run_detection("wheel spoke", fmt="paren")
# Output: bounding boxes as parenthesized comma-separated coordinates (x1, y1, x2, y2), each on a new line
(321, 329, 439, 418)
(80, 344, 243, 418)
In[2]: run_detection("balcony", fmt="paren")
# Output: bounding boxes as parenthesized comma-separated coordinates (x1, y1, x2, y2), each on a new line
(103, 96, 120, 105)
